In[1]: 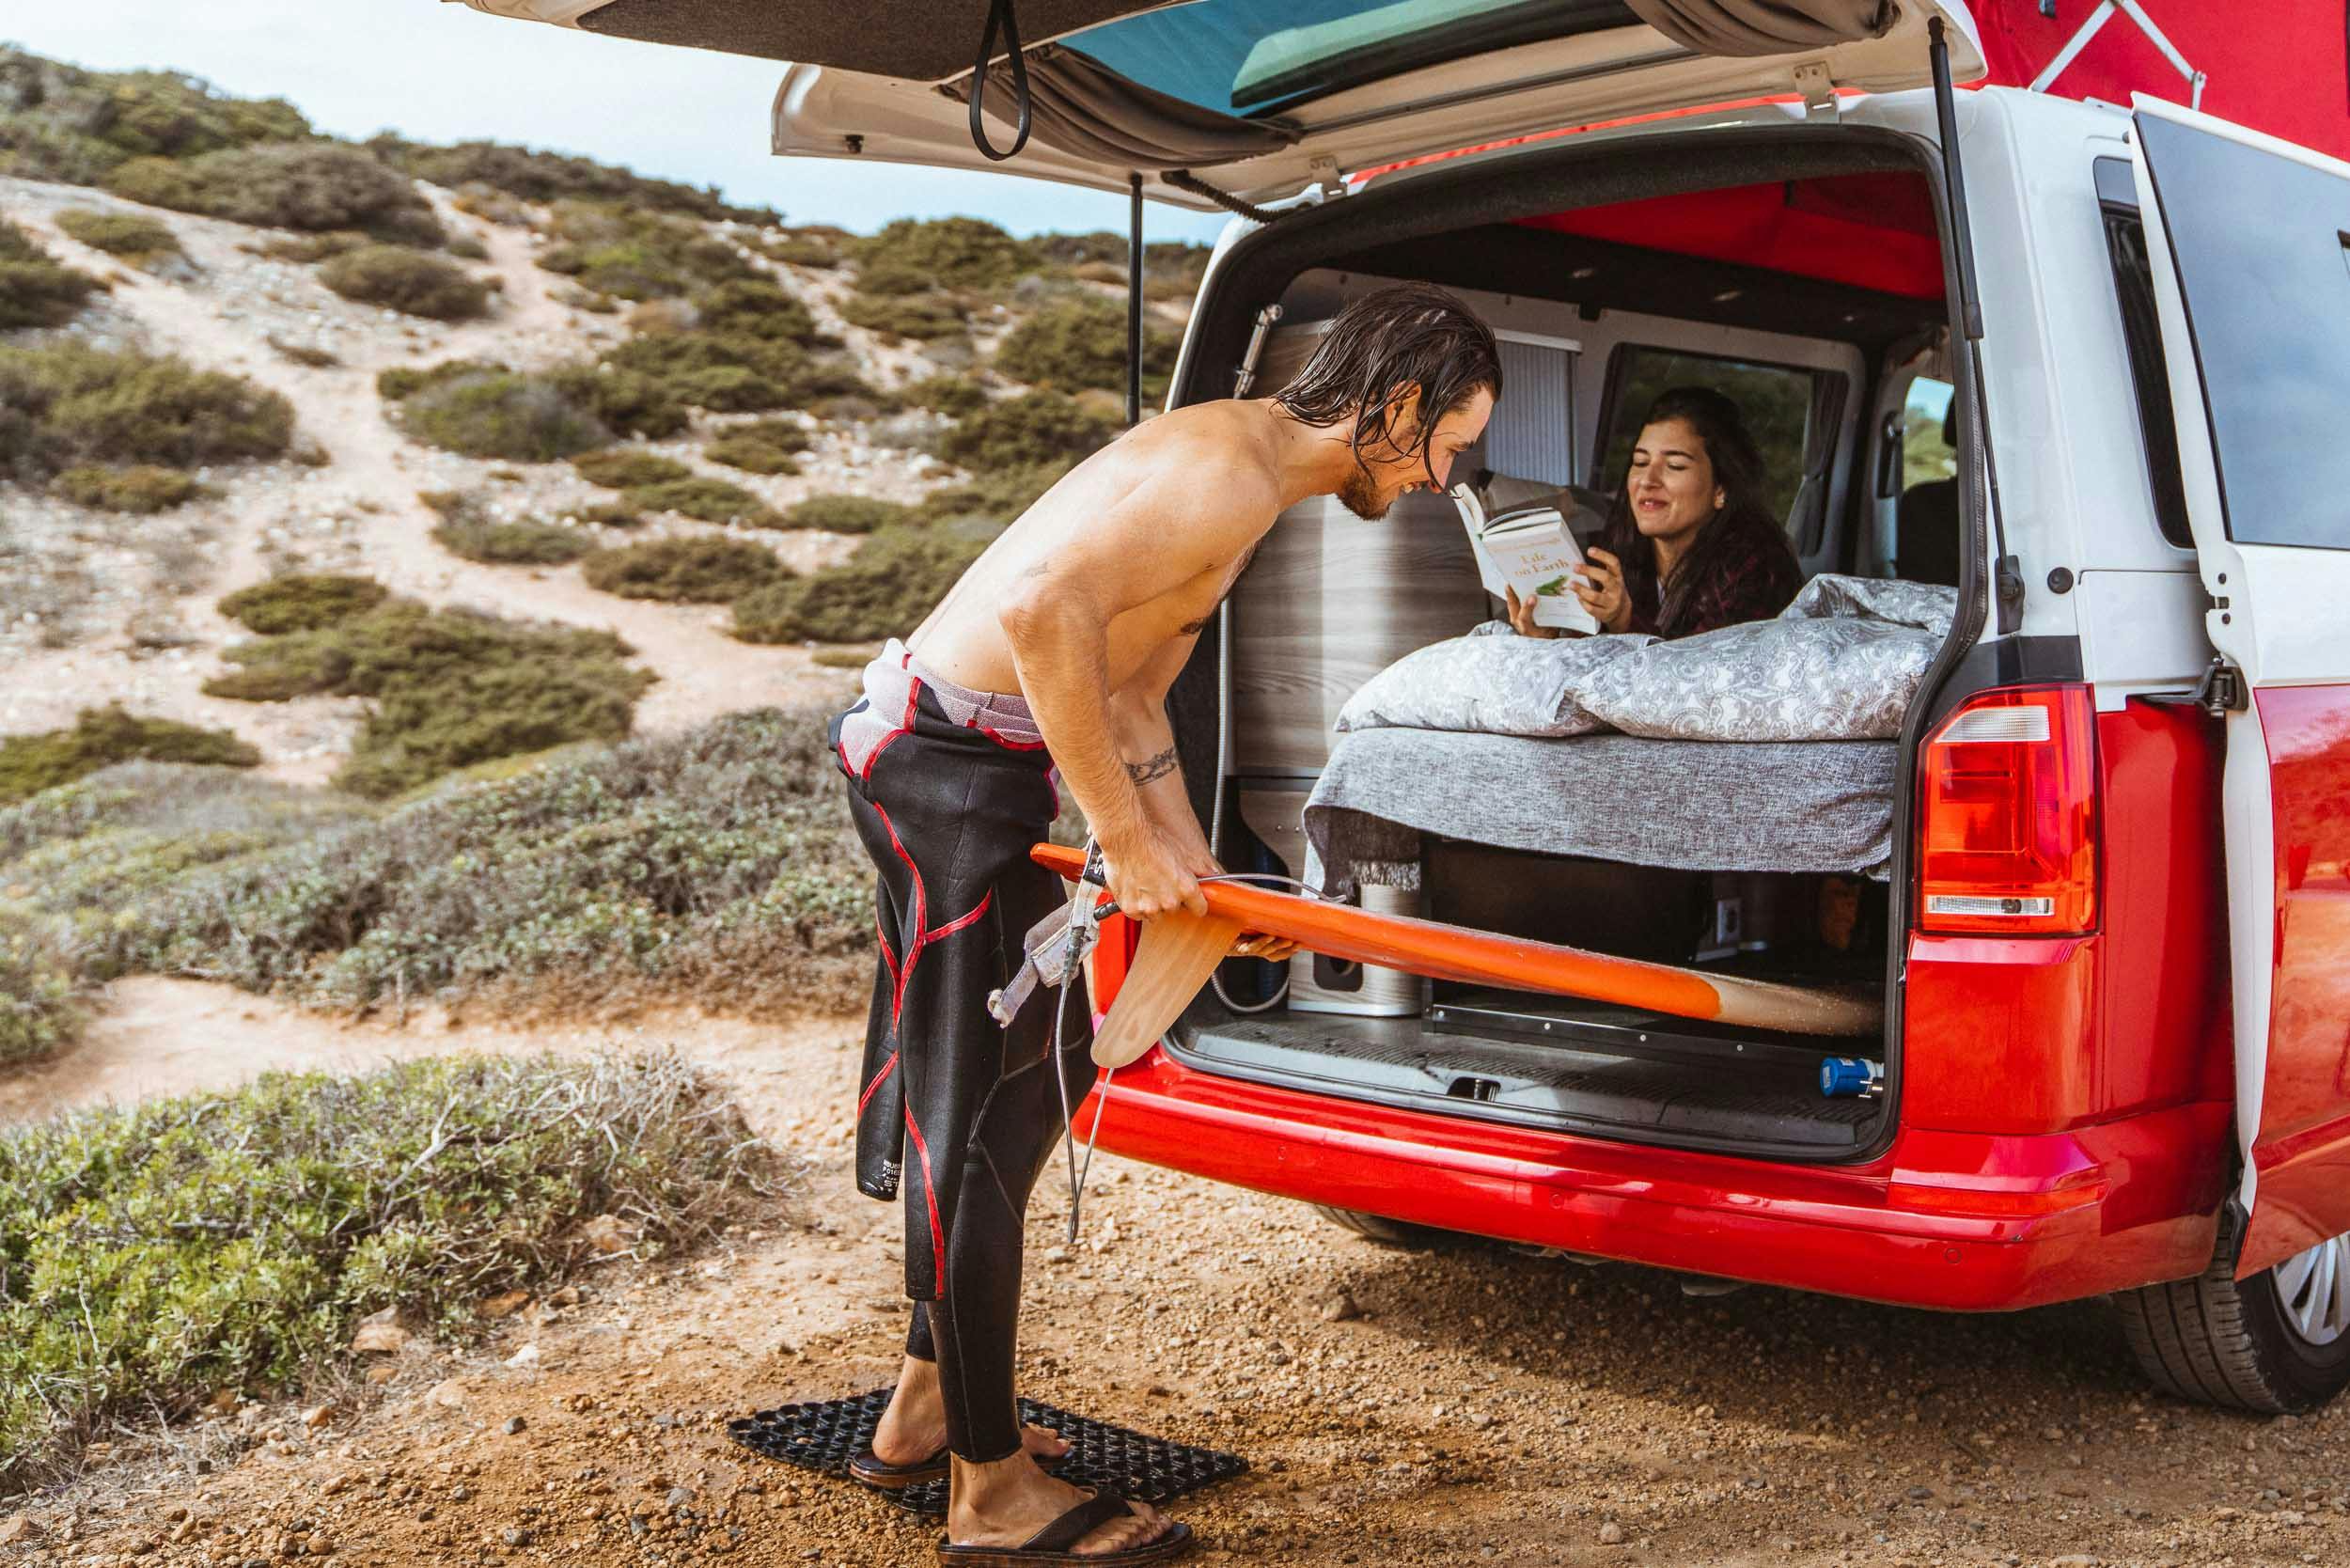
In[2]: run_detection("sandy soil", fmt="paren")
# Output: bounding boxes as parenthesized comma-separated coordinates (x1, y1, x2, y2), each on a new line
(5, 979, 2348, 1568)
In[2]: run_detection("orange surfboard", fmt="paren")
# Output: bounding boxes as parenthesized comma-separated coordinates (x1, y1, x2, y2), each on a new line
(1033, 843, 1882, 1065)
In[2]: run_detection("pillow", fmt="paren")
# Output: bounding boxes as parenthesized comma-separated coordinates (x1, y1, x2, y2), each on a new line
(1336, 624, 1653, 738)
(1577, 614, 1939, 742)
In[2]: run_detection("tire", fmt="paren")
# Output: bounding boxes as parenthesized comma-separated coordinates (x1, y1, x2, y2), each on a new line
(1311, 1205, 1460, 1250)
(2116, 1207, 2350, 1413)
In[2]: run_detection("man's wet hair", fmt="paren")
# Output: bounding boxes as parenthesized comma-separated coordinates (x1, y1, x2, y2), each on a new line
(1271, 282, 1502, 480)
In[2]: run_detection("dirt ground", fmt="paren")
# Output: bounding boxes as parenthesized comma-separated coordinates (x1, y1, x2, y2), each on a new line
(3, 981, 2346, 1568)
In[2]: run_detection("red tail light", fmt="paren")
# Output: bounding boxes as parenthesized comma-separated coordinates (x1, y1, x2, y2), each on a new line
(1916, 685, 2099, 935)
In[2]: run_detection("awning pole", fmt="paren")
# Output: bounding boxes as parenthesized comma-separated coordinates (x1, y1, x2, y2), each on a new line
(1126, 171, 1144, 426)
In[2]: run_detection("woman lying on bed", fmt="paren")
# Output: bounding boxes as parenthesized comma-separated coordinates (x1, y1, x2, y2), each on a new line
(1506, 385, 1802, 640)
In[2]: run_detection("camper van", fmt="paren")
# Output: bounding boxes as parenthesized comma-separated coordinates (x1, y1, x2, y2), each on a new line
(469, 1, 2350, 1412)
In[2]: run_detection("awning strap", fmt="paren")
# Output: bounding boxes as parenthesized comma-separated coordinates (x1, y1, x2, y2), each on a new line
(968, 0, 1034, 162)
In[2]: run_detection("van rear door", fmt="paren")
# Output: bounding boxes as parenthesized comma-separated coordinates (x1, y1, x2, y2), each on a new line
(2128, 100, 2350, 1278)
(462, 0, 1986, 211)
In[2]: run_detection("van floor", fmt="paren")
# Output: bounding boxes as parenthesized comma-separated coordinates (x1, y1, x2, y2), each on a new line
(1168, 988, 1883, 1154)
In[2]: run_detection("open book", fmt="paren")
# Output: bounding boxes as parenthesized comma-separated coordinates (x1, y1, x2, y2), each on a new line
(1450, 483, 1600, 635)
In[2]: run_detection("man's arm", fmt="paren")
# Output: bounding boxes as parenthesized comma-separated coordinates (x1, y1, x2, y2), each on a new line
(1107, 632, 1213, 865)
(997, 462, 1274, 919)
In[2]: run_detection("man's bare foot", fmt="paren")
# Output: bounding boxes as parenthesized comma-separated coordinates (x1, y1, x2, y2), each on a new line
(872, 1355, 1070, 1468)
(949, 1451, 1179, 1557)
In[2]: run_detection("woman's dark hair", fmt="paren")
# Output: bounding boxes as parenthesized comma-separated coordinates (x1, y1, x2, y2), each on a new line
(1599, 384, 1799, 637)
(1271, 282, 1502, 480)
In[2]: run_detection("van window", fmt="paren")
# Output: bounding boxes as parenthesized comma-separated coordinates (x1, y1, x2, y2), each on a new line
(1902, 377, 1958, 492)
(2135, 113, 2350, 551)
(2099, 207, 2194, 549)
(1596, 347, 1844, 532)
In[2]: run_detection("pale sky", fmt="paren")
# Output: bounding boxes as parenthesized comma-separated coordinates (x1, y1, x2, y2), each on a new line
(5, 0, 1230, 243)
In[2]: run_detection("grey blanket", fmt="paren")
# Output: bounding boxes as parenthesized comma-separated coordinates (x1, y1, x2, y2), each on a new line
(1304, 729, 1901, 893)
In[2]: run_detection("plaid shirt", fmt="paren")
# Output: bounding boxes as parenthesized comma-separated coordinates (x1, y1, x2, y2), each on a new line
(1626, 527, 1804, 641)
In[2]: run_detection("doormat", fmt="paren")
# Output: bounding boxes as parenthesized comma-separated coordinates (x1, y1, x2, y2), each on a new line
(728, 1388, 1247, 1516)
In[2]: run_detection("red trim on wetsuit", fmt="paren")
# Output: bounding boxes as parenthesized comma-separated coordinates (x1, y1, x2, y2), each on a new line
(924, 889, 994, 944)
(901, 1101, 948, 1287)
(858, 1051, 899, 1115)
(859, 676, 923, 783)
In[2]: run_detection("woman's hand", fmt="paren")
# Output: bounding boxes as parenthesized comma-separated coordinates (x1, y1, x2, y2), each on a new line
(1504, 584, 1562, 639)
(1229, 933, 1300, 964)
(1574, 548, 1635, 634)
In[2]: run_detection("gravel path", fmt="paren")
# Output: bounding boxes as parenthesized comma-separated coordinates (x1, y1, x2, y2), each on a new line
(5, 985, 2345, 1567)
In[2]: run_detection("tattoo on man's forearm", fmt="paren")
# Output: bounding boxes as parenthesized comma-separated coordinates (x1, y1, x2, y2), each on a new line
(1124, 746, 1179, 786)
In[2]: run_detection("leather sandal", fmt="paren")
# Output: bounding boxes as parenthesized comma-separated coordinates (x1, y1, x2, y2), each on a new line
(936, 1490, 1193, 1564)
(850, 1439, 1069, 1491)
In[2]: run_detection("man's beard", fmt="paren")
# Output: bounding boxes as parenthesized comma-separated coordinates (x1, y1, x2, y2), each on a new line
(1337, 464, 1391, 520)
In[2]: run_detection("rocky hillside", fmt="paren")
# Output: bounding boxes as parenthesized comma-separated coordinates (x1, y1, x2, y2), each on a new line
(0, 45, 1206, 795)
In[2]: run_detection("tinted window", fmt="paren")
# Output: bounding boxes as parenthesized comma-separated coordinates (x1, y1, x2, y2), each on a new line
(2138, 114, 2350, 550)
(1598, 347, 1843, 530)
(1903, 377, 1958, 493)
(2099, 204, 2195, 549)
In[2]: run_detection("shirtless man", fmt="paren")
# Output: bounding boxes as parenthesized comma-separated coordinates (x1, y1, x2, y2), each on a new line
(826, 282, 1498, 1564)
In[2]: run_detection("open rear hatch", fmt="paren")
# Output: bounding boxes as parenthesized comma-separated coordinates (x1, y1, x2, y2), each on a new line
(458, 0, 1986, 208)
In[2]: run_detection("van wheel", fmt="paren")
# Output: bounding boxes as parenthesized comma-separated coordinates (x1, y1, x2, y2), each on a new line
(2116, 1210, 2350, 1414)
(1311, 1205, 1457, 1250)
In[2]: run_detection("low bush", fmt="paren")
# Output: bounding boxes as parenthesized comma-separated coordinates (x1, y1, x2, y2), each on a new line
(203, 599, 653, 796)
(386, 365, 610, 462)
(935, 389, 1117, 472)
(266, 335, 339, 368)
(0, 920, 84, 1070)
(52, 206, 180, 262)
(761, 227, 847, 268)
(572, 449, 693, 490)
(692, 278, 821, 345)
(0, 48, 311, 184)
(780, 494, 914, 535)
(366, 133, 775, 223)
(916, 461, 1070, 525)
(732, 521, 989, 644)
(249, 229, 368, 263)
(854, 216, 1026, 292)
(582, 536, 787, 604)
(105, 141, 444, 248)
(840, 290, 966, 342)
(621, 476, 779, 525)
(434, 516, 597, 566)
(0, 342, 292, 480)
(93, 706, 872, 1015)
(319, 245, 491, 320)
(994, 295, 1177, 395)
(597, 331, 811, 414)
(0, 706, 259, 807)
(0, 217, 103, 329)
(0, 1051, 779, 1490)
(536, 201, 753, 301)
(905, 374, 991, 417)
(375, 358, 503, 401)
(218, 572, 391, 634)
(50, 464, 202, 513)
(704, 419, 809, 475)
(577, 501, 644, 528)
(446, 234, 489, 259)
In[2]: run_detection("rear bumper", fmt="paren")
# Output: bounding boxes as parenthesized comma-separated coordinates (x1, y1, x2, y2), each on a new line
(1082, 1049, 2232, 1310)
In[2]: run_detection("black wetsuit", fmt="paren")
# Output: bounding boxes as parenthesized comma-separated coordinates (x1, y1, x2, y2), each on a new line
(829, 641, 1094, 1463)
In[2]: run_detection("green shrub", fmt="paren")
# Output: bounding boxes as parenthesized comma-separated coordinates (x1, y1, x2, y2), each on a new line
(704, 419, 809, 475)
(319, 244, 491, 320)
(217, 572, 390, 634)
(762, 227, 846, 268)
(840, 290, 966, 341)
(916, 461, 1071, 525)
(0, 48, 311, 183)
(854, 216, 1025, 291)
(906, 374, 991, 417)
(692, 278, 821, 345)
(621, 476, 780, 525)
(375, 358, 504, 402)
(578, 501, 645, 528)
(389, 367, 610, 462)
(0, 217, 103, 329)
(266, 335, 339, 368)
(732, 522, 989, 644)
(536, 201, 753, 300)
(0, 1051, 778, 1490)
(446, 234, 489, 259)
(203, 599, 652, 796)
(0, 707, 259, 807)
(92, 707, 871, 1014)
(582, 536, 787, 604)
(50, 464, 202, 513)
(0, 919, 84, 1069)
(781, 494, 914, 535)
(936, 390, 1116, 471)
(572, 449, 693, 489)
(52, 206, 180, 262)
(995, 295, 1177, 394)
(248, 229, 368, 262)
(598, 331, 802, 413)
(105, 141, 444, 247)
(368, 134, 775, 223)
(0, 343, 293, 480)
(433, 516, 597, 566)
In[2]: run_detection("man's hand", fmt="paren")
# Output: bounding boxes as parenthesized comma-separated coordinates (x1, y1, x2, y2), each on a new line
(1100, 823, 1213, 920)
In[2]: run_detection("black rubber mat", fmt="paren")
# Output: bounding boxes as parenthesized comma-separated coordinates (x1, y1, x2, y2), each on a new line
(728, 1388, 1247, 1515)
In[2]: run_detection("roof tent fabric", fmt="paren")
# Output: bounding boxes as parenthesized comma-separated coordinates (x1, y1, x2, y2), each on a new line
(939, 44, 1299, 169)
(1622, 0, 1892, 55)
(573, 0, 1138, 78)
